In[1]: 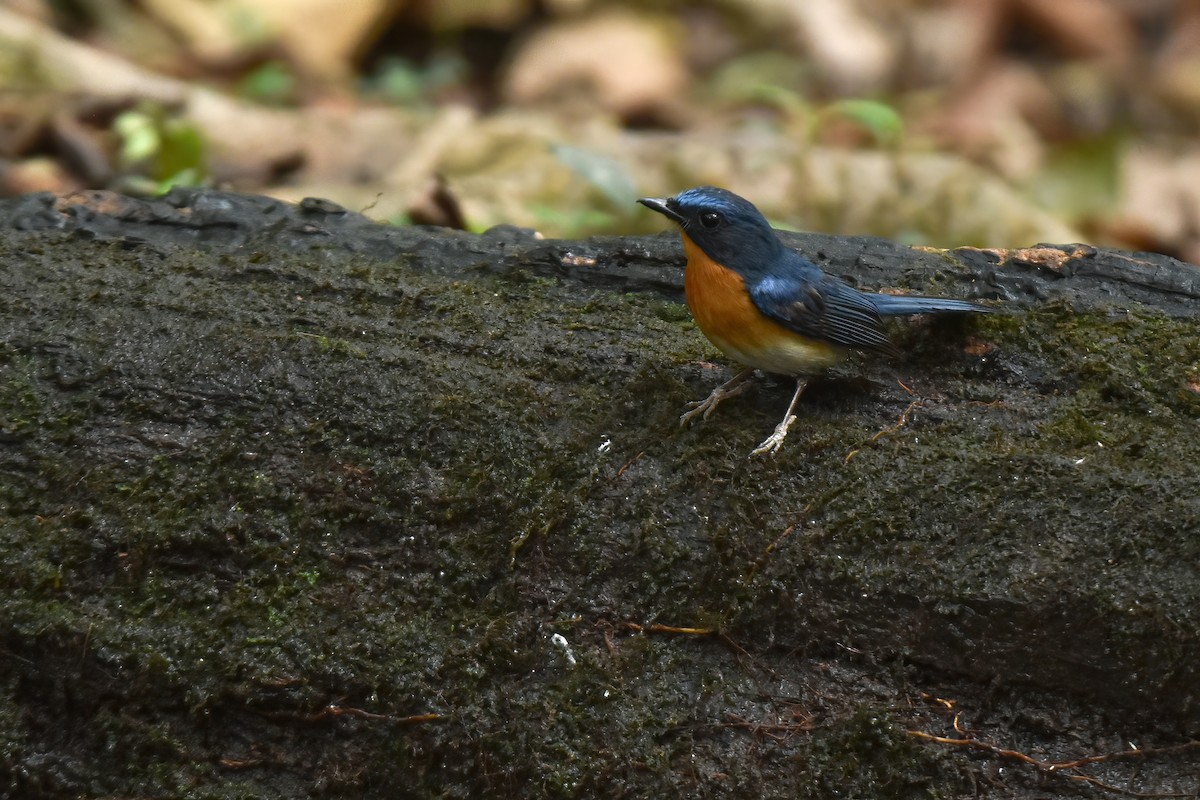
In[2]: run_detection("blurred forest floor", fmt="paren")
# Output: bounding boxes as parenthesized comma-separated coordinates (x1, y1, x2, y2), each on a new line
(3, 0, 1200, 255)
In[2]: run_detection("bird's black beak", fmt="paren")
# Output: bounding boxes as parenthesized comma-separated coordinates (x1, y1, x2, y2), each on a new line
(638, 196, 686, 225)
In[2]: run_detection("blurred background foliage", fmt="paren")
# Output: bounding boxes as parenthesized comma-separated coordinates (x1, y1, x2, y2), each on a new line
(2, 0, 1200, 255)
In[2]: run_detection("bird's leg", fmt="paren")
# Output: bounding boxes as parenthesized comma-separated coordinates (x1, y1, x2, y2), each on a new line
(680, 367, 756, 428)
(750, 378, 809, 456)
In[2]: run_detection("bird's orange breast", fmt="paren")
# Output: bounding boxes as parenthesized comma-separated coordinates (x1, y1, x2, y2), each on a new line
(680, 233, 845, 375)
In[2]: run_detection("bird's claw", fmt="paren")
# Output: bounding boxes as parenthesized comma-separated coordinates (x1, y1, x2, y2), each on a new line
(679, 395, 719, 427)
(750, 414, 797, 457)
(679, 375, 753, 428)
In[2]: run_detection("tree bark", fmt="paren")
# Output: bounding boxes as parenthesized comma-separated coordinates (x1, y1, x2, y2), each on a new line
(2, 188, 1197, 797)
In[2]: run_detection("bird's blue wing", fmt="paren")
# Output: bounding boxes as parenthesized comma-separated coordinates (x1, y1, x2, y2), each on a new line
(748, 265, 896, 354)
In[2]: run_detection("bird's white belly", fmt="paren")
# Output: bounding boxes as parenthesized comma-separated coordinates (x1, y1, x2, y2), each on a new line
(705, 331, 846, 375)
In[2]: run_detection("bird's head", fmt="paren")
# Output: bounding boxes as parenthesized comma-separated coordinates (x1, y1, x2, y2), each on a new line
(638, 186, 784, 274)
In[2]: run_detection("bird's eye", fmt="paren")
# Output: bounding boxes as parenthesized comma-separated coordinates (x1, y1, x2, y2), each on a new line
(699, 211, 722, 229)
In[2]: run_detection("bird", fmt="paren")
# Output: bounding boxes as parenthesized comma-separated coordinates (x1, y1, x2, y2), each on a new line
(638, 186, 993, 456)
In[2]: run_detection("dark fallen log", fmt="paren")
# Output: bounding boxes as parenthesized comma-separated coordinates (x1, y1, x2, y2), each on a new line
(1, 188, 1197, 797)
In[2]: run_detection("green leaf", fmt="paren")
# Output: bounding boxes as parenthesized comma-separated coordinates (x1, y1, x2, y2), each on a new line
(111, 103, 209, 194)
(155, 121, 206, 184)
(238, 61, 297, 105)
(822, 99, 904, 145)
(549, 144, 637, 210)
(744, 83, 810, 117)
(113, 111, 160, 164)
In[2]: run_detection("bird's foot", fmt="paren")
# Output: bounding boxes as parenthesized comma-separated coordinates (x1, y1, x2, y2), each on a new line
(750, 414, 797, 457)
(679, 368, 756, 428)
(749, 377, 809, 457)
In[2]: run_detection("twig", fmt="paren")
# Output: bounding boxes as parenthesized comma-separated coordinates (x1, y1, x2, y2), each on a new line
(765, 523, 797, 555)
(266, 704, 442, 725)
(613, 451, 646, 480)
(846, 399, 924, 462)
(723, 711, 815, 741)
(625, 622, 716, 636)
(313, 705, 441, 724)
(908, 724, 1200, 797)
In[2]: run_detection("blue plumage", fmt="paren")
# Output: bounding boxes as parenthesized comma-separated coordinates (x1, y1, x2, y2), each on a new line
(656, 186, 991, 355)
(637, 186, 995, 455)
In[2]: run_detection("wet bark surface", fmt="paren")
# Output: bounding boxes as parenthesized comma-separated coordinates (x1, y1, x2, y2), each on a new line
(2, 189, 1198, 797)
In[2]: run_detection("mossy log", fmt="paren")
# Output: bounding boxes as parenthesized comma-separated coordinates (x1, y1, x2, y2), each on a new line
(2, 189, 1198, 797)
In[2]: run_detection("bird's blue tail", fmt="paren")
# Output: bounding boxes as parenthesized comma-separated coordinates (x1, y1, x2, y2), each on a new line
(867, 293, 992, 317)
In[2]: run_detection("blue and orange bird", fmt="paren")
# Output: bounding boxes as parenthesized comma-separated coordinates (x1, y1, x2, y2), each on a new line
(638, 186, 992, 456)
